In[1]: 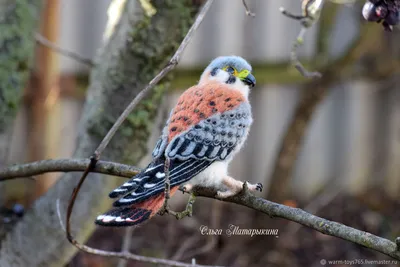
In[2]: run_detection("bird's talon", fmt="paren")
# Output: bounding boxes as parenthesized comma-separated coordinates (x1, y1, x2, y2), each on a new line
(256, 182, 263, 192)
(179, 184, 193, 194)
(179, 185, 187, 193)
(215, 191, 226, 199)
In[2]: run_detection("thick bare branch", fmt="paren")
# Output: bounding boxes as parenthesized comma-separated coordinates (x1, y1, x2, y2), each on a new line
(1, 158, 400, 260)
(194, 191, 400, 261)
(0, 159, 139, 181)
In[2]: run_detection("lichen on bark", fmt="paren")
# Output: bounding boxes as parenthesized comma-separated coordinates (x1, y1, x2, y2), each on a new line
(0, 0, 43, 207)
(0, 0, 42, 131)
(86, 0, 196, 165)
(0, 0, 201, 266)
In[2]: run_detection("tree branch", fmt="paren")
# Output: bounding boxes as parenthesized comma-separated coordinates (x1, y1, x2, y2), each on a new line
(0, 159, 139, 181)
(117, 227, 135, 267)
(266, 23, 378, 203)
(1, 158, 400, 260)
(60, 239, 222, 267)
(63, 0, 215, 265)
(0, 0, 44, 207)
(35, 33, 94, 67)
(54, 201, 218, 267)
(192, 186, 400, 260)
(92, 0, 214, 159)
(0, 1, 206, 266)
(241, 0, 255, 17)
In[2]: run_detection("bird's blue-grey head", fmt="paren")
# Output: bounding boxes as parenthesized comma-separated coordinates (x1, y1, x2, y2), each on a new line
(200, 56, 256, 88)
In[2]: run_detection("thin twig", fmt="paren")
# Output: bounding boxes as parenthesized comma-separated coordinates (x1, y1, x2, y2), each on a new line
(54, 198, 222, 267)
(181, 201, 220, 261)
(290, 26, 322, 79)
(2, 158, 400, 260)
(266, 23, 374, 203)
(70, 243, 221, 267)
(279, 2, 324, 78)
(54, 197, 220, 267)
(279, 7, 305, 20)
(160, 157, 171, 215)
(66, 156, 97, 243)
(93, 0, 214, 159)
(242, 0, 255, 17)
(62, 0, 214, 263)
(117, 227, 135, 267)
(172, 235, 201, 261)
(35, 33, 94, 67)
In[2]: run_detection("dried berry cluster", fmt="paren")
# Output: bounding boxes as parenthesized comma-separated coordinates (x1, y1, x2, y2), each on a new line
(363, 0, 400, 31)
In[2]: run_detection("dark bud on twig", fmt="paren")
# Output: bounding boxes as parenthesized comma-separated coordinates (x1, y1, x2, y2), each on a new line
(362, 2, 386, 22)
(362, 0, 400, 31)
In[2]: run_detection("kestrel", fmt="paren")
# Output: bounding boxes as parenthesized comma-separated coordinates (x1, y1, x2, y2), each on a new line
(96, 56, 262, 227)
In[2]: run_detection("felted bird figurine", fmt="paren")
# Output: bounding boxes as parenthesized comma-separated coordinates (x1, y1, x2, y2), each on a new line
(96, 55, 262, 227)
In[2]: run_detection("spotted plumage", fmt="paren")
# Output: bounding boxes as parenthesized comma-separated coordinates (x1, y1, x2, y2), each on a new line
(96, 56, 261, 227)
(167, 81, 245, 142)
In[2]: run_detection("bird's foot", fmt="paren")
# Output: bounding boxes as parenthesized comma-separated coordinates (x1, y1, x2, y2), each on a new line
(179, 183, 193, 194)
(246, 181, 263, 192)
(216, 181, 263, 199)
(161, 193, 196, 219)
(175, 193, 196, 220)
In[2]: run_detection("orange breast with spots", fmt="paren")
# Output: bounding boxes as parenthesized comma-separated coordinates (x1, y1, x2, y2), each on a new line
(167, 81, 245, 142)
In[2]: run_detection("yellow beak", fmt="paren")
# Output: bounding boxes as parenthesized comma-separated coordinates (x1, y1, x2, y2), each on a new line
(237, 70, 256, 87)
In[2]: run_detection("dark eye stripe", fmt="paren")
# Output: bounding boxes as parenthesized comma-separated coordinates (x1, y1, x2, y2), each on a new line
(210, 67, 218, 76)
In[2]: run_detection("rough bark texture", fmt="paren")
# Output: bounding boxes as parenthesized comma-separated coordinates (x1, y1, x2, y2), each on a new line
(0, 0, 43, 204)
(2, 160, 400, 261)
(0, 0, 200, 266)
(191, 186, 400, 261)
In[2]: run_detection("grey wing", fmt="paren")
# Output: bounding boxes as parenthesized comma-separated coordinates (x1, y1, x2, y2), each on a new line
(152, 110, 173, 159)
(110, 102, 252, 207)
(165, 102, 253, 162)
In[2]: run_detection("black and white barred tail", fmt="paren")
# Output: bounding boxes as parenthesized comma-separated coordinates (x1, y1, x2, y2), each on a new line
(108, 156, 212, 207)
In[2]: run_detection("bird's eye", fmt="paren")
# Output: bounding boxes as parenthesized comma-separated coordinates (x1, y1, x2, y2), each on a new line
(225, 66, 235, 75)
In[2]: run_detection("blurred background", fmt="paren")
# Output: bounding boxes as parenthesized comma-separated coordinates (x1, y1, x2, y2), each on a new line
(1, 0, 400, 266)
